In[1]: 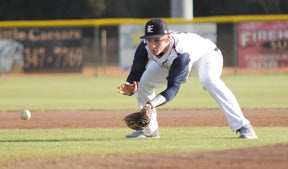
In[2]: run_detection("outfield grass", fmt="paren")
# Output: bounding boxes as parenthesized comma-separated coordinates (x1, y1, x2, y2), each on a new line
(0, 73, 288, 111)
(0, 127, 287, 163)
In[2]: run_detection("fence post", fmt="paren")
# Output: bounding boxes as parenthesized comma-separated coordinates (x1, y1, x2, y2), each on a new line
(100, 29, 107, 75)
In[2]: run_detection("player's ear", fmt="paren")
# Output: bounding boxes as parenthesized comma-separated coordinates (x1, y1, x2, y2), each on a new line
(166, 33, 171, 41)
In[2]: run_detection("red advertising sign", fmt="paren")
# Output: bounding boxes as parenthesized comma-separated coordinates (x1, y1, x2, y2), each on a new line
(237, 21, 288, 68)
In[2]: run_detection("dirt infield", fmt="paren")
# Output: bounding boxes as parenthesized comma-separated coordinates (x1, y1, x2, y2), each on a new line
(1, 109, 288, 129)
(1, 109, 287, 169)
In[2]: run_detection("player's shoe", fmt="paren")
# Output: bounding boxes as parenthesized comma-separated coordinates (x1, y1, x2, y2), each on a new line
(237, 124, 258, 139)
(125, 130, 160, 138)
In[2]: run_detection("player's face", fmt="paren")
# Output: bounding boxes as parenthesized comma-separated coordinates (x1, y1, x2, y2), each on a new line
(145, 35, 171, 56)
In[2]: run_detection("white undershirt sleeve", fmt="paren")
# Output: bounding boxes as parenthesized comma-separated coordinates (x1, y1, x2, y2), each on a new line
(148, 94, 167, 108)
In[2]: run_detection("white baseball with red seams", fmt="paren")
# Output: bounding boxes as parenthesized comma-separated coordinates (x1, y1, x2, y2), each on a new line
(21, 109, 31, 120)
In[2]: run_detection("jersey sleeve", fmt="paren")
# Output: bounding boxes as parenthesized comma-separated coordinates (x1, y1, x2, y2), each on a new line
(160, 53, 190, 102)
(126, 41, 149, 83)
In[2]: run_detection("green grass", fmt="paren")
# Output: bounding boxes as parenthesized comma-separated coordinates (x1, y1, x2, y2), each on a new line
(0, 73, 287, 163)
(0, 127, 287, 163)
(0, 76, 131, 111)
(169, 73, 288, 109)
(0, 73, 288, 111)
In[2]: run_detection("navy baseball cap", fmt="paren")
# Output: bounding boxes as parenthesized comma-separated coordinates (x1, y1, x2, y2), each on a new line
(140, 18, 169, 39)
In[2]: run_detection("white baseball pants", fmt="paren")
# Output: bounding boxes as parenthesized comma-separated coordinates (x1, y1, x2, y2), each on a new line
(135, 49, 250, 135)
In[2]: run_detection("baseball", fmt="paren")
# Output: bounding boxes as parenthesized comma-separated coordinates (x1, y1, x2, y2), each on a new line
(21, 109, 31, 120)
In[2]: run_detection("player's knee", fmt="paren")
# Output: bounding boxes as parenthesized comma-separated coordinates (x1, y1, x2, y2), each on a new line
(200, 77, 225, 91)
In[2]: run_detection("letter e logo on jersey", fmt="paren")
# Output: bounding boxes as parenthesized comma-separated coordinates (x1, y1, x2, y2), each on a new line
(147, 25, 154, 33)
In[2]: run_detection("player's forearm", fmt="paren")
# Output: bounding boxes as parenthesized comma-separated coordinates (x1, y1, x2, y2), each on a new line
(160, 81, 181, 101)
(126, 70, 142, 83)
(147, 82, 181, 108)
(147, 94, 167, 108)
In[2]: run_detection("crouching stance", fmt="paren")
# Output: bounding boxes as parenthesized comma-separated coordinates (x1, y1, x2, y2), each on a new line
(118, 18, 257, 139)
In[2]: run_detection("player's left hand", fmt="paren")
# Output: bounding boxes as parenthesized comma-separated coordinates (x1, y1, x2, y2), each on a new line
(123, 105, 152, 130)
(117, 81, 137, 96)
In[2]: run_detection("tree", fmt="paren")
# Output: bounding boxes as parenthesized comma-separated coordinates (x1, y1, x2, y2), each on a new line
(0, 0, 287, 20)
(0, 0, 106, 20)
(194, 0, 288, 16)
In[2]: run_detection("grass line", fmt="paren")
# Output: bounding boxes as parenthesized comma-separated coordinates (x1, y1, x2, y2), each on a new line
(0, 127, 287, 163)
(0, 73, 288, 111)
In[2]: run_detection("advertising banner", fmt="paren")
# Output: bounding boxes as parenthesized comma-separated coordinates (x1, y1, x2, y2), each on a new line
(0, 28, 83, 73)
(237, 21, 288, 68)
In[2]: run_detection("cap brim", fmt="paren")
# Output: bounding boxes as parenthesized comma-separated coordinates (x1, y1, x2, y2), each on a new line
(140, 33, 168, 39)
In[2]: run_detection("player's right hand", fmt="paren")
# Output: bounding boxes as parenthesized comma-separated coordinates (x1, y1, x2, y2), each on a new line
(117, 81, 137, 96)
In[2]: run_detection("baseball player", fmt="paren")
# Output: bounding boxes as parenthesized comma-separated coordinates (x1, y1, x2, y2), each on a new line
(118, 18, 257, 139)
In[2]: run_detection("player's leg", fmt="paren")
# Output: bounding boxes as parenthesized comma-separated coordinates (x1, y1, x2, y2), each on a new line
(126, 62, 167, 138)
(195, 48, 257, 138)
